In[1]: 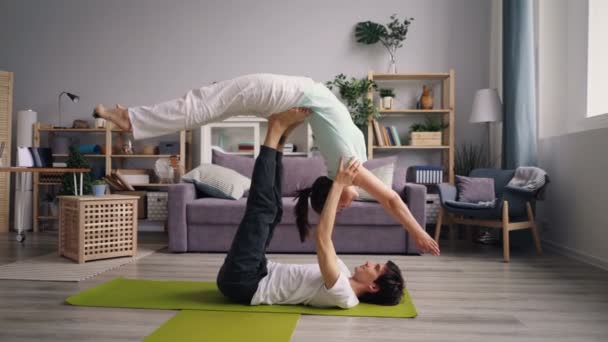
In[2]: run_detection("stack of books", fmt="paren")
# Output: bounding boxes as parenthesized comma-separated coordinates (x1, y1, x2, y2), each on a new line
(371, 119, 401, 146)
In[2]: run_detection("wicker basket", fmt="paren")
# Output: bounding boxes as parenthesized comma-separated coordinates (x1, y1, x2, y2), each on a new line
(147, 192, 168, 221)
(425, 193, 441, 224)
(58, 195, 138, 263)
(410, 132, 442, 146)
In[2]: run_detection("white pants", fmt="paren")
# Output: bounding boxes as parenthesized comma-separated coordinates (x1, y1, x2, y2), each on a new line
(128, 74, 314, 140)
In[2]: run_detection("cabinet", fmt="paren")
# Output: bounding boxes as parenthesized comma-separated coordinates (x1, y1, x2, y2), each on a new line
(200, 116, 314, 163)
(0, 71, 13, 232)
(32, 122, 191, 232)
(366, 70, 455, 184)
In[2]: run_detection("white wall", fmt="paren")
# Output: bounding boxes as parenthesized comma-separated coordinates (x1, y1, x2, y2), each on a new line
(0, 0, 491, 171)
(537, 0, 608, 269)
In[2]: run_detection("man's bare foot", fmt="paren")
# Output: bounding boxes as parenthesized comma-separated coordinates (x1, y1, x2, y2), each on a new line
(268, 107, 311, 133)
(94, 104, 132, 131)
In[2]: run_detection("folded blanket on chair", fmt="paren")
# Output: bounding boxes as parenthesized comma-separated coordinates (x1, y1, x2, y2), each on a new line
(506, 167, 548, 196)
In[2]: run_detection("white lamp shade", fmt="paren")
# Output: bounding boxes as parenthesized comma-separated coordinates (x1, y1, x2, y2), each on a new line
(470, 88, 502, 123)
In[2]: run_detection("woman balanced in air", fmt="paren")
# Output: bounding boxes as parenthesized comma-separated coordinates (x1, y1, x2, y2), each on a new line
(96, 73, 440, 256)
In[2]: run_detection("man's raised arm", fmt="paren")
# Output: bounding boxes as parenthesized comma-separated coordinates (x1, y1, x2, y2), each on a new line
(315, 157, 360, 289)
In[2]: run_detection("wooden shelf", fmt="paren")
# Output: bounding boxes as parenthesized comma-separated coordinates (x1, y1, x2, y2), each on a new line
(373, 146, 450, 150)
(367, 69, 455, 185)
(371, 73, 450, 81)
(33, 122, 193, 233)
(284, 152, 308, 156)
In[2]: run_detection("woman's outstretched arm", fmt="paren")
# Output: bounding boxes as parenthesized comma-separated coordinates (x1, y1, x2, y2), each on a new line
(353, 167, 441, 256)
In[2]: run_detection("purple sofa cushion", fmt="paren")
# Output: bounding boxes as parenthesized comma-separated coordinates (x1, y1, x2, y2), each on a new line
(187, 197, 399, 226)
(212, 149, 327, 197)
(455, 175, 496, 203)
(363, 156, 406, 192)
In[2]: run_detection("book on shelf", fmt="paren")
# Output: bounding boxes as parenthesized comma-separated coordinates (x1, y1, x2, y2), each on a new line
(408, 165, 444, 184)
(390, 126, 402, 146)
(372, 120, 384, 146)
(385, 126, 395, 146)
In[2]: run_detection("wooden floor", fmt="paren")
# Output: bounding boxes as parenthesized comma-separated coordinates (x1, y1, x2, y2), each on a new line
(1, 231, 607, 342)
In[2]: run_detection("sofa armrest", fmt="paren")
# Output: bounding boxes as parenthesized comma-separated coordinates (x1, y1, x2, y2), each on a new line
(168, 183, 196, 252)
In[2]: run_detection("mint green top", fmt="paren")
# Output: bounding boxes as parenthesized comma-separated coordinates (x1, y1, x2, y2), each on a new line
(297, 82, 367, 179)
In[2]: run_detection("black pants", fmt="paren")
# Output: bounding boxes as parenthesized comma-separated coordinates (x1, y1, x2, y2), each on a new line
(216, 146, 283, 304)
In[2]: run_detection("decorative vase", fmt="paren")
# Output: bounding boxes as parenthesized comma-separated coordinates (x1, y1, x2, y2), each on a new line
(382, 97, 394, 110)
(420, 85, 434, 109)
(95, 118, 106, 128)
(387, 46, 398, 73)
(92, 184, 106, 196)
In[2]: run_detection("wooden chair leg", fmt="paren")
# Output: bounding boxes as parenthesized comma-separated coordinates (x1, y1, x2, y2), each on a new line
(502, 201, 510, 263)
(434, 207, 443, 242)
(448, 215, 456, 243)
(527, 202, 543, 255)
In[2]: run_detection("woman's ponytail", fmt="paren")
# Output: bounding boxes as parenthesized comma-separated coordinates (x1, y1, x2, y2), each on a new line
(294, 176, 334, 242)
(295, 187, 313, 242)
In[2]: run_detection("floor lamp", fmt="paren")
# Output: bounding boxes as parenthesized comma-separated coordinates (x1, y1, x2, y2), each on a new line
(470, 88, 503, 243)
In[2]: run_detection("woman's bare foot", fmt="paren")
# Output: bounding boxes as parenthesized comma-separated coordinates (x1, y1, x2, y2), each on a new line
(94, 104, 132, 131)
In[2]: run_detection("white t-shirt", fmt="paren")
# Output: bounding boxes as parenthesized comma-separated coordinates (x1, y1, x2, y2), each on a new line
(250, 258, 359, 309)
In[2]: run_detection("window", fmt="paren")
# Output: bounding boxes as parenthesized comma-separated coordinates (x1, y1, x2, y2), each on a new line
(587, 0, 608, 117)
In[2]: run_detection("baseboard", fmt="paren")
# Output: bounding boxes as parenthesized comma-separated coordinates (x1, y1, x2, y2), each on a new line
(542, 239, 608, 271)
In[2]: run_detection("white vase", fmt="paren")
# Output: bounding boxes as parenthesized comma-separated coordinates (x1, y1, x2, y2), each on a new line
(95, 118, 106, 128)
(382, 97, 394, 110)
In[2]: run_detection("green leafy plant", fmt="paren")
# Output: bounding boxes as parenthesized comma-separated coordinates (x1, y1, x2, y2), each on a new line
(59, 145, 92, 195)
(379, 88, 395, 98)
(92, 179, 106, 185)
(455, 142, 495, 176)
(409, 117, 448, 132)
(355, 14, 414, 64)
(326, 74, 378, 127)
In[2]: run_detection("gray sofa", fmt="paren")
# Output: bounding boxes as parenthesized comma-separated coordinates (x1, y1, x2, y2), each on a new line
(168, 151, 427, 254)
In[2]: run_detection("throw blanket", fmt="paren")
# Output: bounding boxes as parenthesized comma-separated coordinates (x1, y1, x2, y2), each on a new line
(506, 166, 549, 199)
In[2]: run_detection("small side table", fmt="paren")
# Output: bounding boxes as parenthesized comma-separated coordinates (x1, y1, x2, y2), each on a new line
(58, 195, 139, 263)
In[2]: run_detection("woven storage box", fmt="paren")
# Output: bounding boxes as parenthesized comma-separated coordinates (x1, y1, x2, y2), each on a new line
(410, 132, 442, 146)
(425, 193, 441, 224)
(58, 195, 138, 263)
(147, 192, 168, 221)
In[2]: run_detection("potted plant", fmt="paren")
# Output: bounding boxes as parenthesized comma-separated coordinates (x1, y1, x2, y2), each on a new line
(355, 14, 415, 73)
(91, 179, 107, 197)
(409, 117, 448, 146)
(59, 145, 92, 195)
(379, 88, 395, 110)
(326, 73, 379, 131)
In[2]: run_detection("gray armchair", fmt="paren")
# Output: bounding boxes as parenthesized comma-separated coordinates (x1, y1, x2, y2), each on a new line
(433, 168, 544, 262)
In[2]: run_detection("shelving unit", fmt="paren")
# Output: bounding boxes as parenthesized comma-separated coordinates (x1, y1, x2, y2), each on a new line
(367, 69, 455, 184)
(31, 122, 192, 232)
(200, 116, 314, 164)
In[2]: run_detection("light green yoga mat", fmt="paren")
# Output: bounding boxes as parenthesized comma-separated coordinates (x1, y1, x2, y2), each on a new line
(144, 311, 300, 342)
(66, 277, 417, 318)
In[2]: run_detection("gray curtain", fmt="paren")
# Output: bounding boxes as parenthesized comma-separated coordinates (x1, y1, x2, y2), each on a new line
(502, 0, 537, 168)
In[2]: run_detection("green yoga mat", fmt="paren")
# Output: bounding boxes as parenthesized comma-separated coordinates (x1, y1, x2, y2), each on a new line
(67, 277, 417, 318)
(144, 310, 299, 342)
